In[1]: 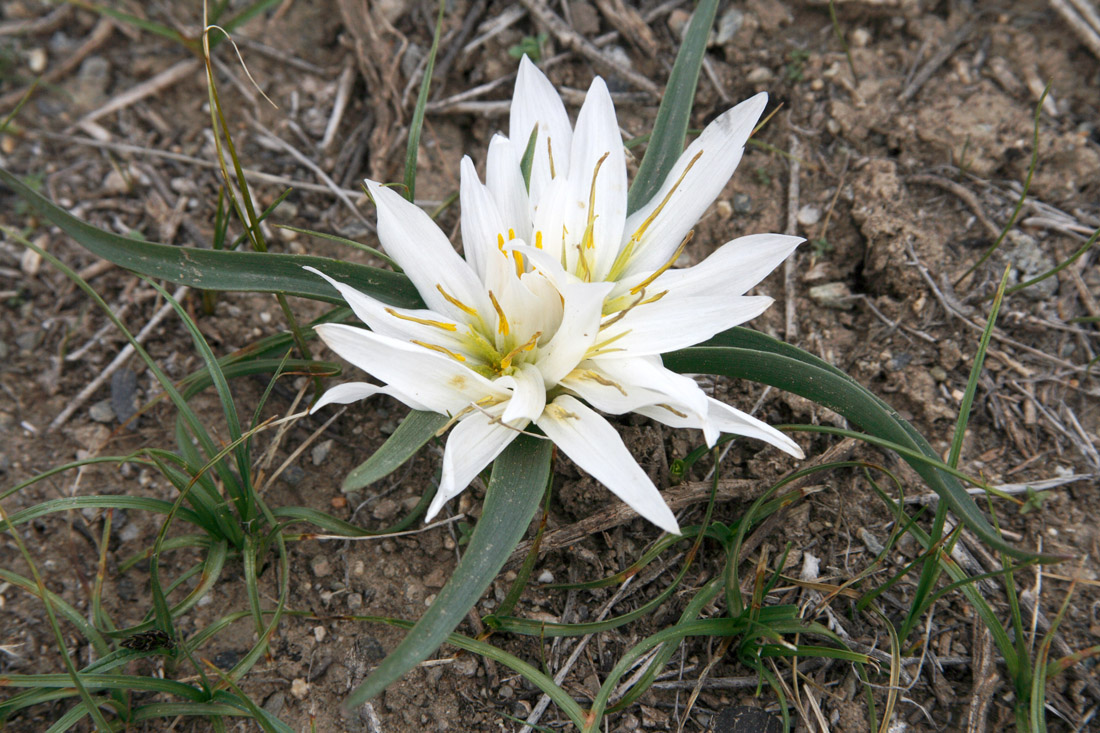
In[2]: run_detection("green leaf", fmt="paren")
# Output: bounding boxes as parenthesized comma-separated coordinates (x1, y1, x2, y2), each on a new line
(403, 0, 446, 202)
(342, 410, 449, 492)
(343, 434, 552, 709)
(663, 331, 1042, 561)
(626, 0, 719, 215)
(0, 166, 419, 307)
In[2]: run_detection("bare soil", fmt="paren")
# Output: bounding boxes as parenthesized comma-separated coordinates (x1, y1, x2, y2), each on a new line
(1, 1, 1098, 731)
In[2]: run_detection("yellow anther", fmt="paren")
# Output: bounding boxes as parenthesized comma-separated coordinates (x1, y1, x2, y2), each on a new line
(384, 307, 457, 331)
(655, 403, 688, 418)
(499, 330, 542, 370)
(411, 339, 467, 362)
(534, 231, 543, 250)
(436, 284, 479, 317)
(640, 289, 668, 305)
(577, 369, 627, 395)
(608, 150, 704, 280)
(488, 291, 510, 335)
(629, 230, 693, 295)
(507, 228, 516, 240)
(513, 249, 525, 278)
(497, 232, 506, 251)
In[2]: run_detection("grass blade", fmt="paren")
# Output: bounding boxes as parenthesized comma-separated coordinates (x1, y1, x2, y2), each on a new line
(343, 434, 552, 709)
(341, 410, 449, 492)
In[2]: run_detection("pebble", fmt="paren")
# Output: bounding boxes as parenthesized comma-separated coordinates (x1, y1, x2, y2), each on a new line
(851, 28, 872, 48)
(310, 555, 333, 578)
(498, 684, 514, 699)
(119, 522, 142, 543)
(103, 169, 129, 195)
(263, 691, 286, 717)
(797, 205, 821, 227)
(89, 399, 116, 424)
(453, 654, 479, 677)
(281, 464, 305, 487)
(346, 592, 363, 610)
(569, 1, 601, 36)
(111, 368, 138, 425)
(313, 625, 327, 643)
(290, 678, 310, 700)
(537, 569, 554, 584)
(1000, 231, 1058, 301)
(745, 66, 774, 84)
(732, 193, 752, 214)
(311, 438, 333, 466)
(808, 282, 854, 310)
(372, 497, 398, 521)
(71, 56, 111, 110)
(26, 47, 47, 74)
(716, 8, 744, 44)
(667, 9, 691, 39)
(930, 366, 948, 382)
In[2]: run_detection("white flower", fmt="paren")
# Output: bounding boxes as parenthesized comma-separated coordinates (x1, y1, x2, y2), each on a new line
(308, 60, 803, 536)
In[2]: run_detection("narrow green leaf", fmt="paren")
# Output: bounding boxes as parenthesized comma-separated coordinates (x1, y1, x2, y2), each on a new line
(663, 340, 1041, 560)
(0, 166, 419, 307)
(626, 0, 719, 215)
(343, 434, 552, 709)
(519, 124, 539, 191)
(403, 0, 447, 201)
(342, 410, 449, 492)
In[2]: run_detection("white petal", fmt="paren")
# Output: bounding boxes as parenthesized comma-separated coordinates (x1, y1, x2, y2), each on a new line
(536, 395, 679, 534)
(620, 93, 768, 278)
(460, 156, 507, 281)
(497, 362, 547, 424)
(314, 323, 506, 415)
(650, 233, 802, 298)
(511, 55, 572, 205)
(530, 176, 573, 268)
(597, 295, 774, 357)
(536, 280, 615, 385)
(568, 76, 627, 281)
(486, 135, 533, 243)
(560, 355, 708, 419)
(366, 179, 490, 321)
(310, 382, 385, 413)
(637, 397, 804, 458)
(304, 266, 469, 353)
(429, 406, 520, 521)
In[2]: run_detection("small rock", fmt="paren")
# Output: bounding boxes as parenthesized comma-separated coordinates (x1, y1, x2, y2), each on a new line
(313, 625, 327, 643)
(119, 522, 142, 543)
(537, 569, 555, 584)
(498, 684, 514, 699)
(716, 8, 744, 44)
(26, 48, 47, 74)
(70, 56, 111, 110)
(346, 592, 363, 610)
(667, 9, 691, 38)
(732, 193, 752, 214)
(281, 464, 305, 487)
(569, 1, 601, 36)
(745, 66, 773, 84)
(102, 169, 129, 195)
(213, 649, 243, 669)
(797, 205, 821, 227)
(808, 282, 854, 310)
(290, 678, 310, 700)
(372, 497, 399, 521)
(715, 199, 733, 218)
(850, 28, 872, 48)
(930, 366, 948, 382)
(999, 231, 1058, 301)
(89, 399, 116, 424)
(310, 555, 333, 578)
(111, 368, 138, 425)
(311, 438, 334, 466)
(263, 691, 286, 717)
(454, 654, 479, 677)
(20, 248, 42, 276)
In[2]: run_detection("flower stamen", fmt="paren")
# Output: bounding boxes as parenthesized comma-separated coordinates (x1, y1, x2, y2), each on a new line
(575, 369, 627, 395)
(385, 308, 458, 331)
(436, 284, 479, 317)
(411, 339, 467, 362)
(488, 291, 510, 335)
(499, 330, 542, 370)
(629, 230, 694, 295)
(655, 403, 689, 418)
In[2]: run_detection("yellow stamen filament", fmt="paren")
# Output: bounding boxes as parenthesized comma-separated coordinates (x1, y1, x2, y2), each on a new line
(577, 369, 627, 396)
(507, 228, 516, 240)
(499, 330, 542, 370)
(385, 308, 457, 331)
(576, 242, 592, 281)
(629, 230, 694, 295)
(513, 249, 525, 278)
(640, 289, 668, 305)
(600, 290, 646, 330)
(588, 328, 631, 356)
(497, 232, 506, 251)
(608, 150, 704, 280)
(534, 231, 544, 250)
(488, 291, 510, 335)
(436, 284, 479, 317)
(547, 137, 556, 179)
(436, 396, 501, 435)
(655, 403, 689, 418)
(411, 339, 467, 362)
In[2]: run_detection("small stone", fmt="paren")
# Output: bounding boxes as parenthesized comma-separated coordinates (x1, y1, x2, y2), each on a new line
(372, 497, 399, 521)
(311, 438, 333, 465)
(281, 464, 305, 487)
(797, 205, 821, 227)
(331, 495, 347, 509)
(26, 48, 47, 74)
(20, 248, 42, 276)
(89, 399, 116, 424)
(537, 569, 554, 584)
(745, 66, 773, 84)
(103, 169, 129, 195)
(263, 691, 286, 717)
(119, 522, 142, 543)
(499, 684, 514, 699)
(826, 118, 842, 135)
(290, 678, 310, 700)
(850, 28, 872, 48)
(716, 8, 744, 44)
(715, 199, 732, 218)
(808, 282, 854, 310)
(570, 1, 601, 36)
(732, 193, 752, 214)
(313, 625, 327, 642)
(346, 592, 363, 609)
(454, 654, 479, 677)
(310, 555, 333, 578)
(111, 368, 138, 425)
(667, 9, 691, 38)
(930, 366, 948, 382)
(1, 135, 15, 154)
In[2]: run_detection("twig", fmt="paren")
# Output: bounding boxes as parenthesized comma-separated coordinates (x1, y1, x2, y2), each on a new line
(907, 174, 1002, 239)
(0, 17, 114, 111)
(785, 135, 801, 340)
(0, 4, 72, 36)
(1049, 0, 1100, 60)
(321, 61, 356, 153)
(518, 0, 660, 97)
(903, 473, 1094, 504)
(70, 58, 201, 132)
(50, 285, 189, 431)
(899, 20, 976, 102)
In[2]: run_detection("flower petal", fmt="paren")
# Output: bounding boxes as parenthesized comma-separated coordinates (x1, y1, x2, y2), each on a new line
(460, 155, 507, 281)
(536, 395, 679, 534)
(649, 233, 802, 299)
(536, 279, 615, 384)
(314, 323, 507, 415)
(561, 355, 708, 419)
(366, 179, 490, 321)
(309, 381, 385, 413)
(486, 134, 533, 243)
(430, 405, 520, 521)
(511, 55, 573, 205)
(498, 362, 547, 424)
(596, 295, 774, 358)
(620, 93, 768, 278)
(636, 397, 803, 458)
(568, 76, 627, 281)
